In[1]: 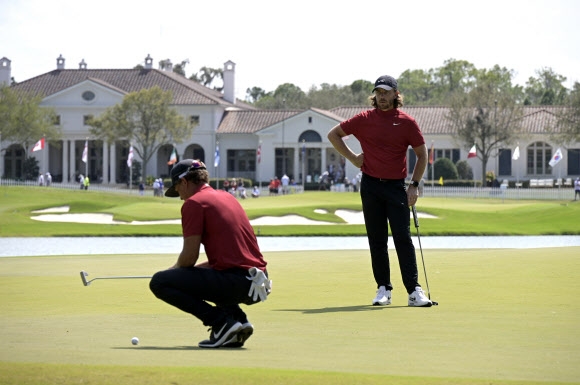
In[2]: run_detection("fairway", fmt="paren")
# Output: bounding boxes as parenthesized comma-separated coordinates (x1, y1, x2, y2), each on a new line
(1, 247, 579, 384)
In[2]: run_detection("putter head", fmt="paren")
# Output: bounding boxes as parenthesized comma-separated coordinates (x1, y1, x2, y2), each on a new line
(80, 271, 90, 286)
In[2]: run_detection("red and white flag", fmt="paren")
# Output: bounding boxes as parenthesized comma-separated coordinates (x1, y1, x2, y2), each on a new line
(82, 140, 88, 163)
(467, 145, 477, 159)
(127, 145, 134, 167)
(31, 138, 45, 152)
(428, 141, 435, 165)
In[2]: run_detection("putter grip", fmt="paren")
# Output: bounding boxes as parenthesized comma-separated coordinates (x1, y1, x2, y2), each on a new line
(412, 206, 419, 228)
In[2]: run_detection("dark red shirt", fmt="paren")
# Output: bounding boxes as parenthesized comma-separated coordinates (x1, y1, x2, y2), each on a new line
(181, 184, 267, 271)
(340, 108, 425, 179)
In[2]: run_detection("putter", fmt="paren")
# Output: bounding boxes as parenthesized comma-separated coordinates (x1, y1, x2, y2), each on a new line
(411, 206, 438, 306)
(79, 270, 152, 286)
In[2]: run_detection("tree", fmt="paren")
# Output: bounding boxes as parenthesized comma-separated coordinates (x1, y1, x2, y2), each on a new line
(447, 65, 524, 185)
(554, 81, 580, 143)
(455, 160, 473, 180)
(0, 85, 60, 158)
(190, 66, 223, 91)
(88, 86, 192, 179)
(430, 157, 458, 180)
(524, 67, 568, 105)
(398, 69, 437, 105)
(255, 83, 308, 109)
(245, 87, 267, 103)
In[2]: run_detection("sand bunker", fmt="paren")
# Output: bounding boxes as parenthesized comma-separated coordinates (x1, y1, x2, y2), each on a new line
(31, 206, 436, 226)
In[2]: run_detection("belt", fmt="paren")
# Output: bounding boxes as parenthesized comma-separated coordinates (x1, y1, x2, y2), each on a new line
(363, 173, 403, 183)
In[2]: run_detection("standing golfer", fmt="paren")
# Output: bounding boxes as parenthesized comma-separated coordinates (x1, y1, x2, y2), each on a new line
(150, 159, 271, 348)
(327, 75, 432, 307)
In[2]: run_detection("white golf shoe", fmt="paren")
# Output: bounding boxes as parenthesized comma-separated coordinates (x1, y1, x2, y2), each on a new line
(372, 286, 391, 306)
(408, 286, 432, 307)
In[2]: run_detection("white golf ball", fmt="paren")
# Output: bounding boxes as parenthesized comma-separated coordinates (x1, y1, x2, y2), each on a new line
(131, 337, 139, 345)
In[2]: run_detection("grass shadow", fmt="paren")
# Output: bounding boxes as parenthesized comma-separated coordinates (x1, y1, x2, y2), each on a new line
(276, 304, 407, 314)
(112, 346, 248, 351)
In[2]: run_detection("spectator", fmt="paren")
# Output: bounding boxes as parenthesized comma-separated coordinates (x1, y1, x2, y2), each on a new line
(38, 173, 44, 186)
(78, 174, 84, 189)
(252, 186, 260, 198)
(139, 181, 145, 196)
(83, 176, 90, 190)
(575, 177, 580, 201)
(281, 174, 289, 194)
(45, 172, 52, 186)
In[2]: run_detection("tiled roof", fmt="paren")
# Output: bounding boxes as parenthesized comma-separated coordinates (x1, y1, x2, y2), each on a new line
(519, 106, 563, 134)
(331, 105, 567, 135)
(11, 68, 247, 107)
(218, 110, 302, 134)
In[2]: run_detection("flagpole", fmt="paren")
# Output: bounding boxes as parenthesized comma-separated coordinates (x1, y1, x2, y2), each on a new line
(128, 143, 132, 191)
(84, 139, 88, 178)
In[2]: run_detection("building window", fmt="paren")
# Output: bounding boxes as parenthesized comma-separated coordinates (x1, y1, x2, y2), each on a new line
(53, 115, 61, 125)
(435, 148, 460, 164)
(568, 149, 580, 175)
(82, 91, 95, 101)
(190, 115, 200, 125)
(83, 115, 93, 125)
(226, 149, 256, 179)
(298, 130, 322, 142)
(308, 116, 312, 124)
(498, 148, 512, 176)
(527, 142, 552, 176)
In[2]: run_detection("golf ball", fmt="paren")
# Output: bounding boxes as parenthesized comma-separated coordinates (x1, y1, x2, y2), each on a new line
(131, 337, 139, 345)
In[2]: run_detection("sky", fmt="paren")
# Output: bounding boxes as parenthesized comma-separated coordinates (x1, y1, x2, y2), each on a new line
(1, 0, 579, 101)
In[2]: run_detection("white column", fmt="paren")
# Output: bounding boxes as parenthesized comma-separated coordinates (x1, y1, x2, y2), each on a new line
(293, 146, 299, 180)
(110, 142, 116, 184)
(69, 140, 76, 181)
(62, 140, 69, 182)
(103, 142, 109, 184)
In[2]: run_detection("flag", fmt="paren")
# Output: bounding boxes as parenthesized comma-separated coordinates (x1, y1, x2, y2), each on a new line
(257, 144, 261, 164)
(549, 148, 563, 167)
(214, 144, 220, 167)
(31, 138, 45, 152)
(167, 147, 177, 165)
(438, 176, 444, 185)
(512, 146, 520, 160)
(81, 140, 88, 163)
(428, 141, 434, 165)
(127, 145, 134, 167)
(468, 145, 477, 159)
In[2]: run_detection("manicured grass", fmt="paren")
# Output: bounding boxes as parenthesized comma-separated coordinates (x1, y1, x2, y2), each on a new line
(1, 248, 579, 384)
(1, 186, 579, 237)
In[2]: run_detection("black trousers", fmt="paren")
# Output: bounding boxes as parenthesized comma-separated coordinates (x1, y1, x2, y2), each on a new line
(360, 174, 419, 294)
(149, 267, 260, 327)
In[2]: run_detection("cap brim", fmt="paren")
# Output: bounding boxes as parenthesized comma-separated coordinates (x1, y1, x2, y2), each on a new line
(373, 85, 394, 92)
(164, 185, 179, 197)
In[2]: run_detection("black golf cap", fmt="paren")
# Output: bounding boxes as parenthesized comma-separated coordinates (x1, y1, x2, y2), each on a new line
(165, 159, 206, 197)
(372, 75, 398, 92)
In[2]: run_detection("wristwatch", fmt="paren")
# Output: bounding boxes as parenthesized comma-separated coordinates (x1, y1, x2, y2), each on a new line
(410, 180, 419, 188)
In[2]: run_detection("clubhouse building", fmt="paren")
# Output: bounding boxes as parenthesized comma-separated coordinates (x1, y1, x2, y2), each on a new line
(1, 55, 579, 186)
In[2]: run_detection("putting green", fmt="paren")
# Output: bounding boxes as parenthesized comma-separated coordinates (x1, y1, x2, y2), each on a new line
(0, 247, 579, 384)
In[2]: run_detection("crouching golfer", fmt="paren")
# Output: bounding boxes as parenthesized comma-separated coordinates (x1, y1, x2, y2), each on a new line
(150, 159, 271, 348)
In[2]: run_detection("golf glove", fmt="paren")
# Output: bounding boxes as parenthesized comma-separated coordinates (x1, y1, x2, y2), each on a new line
(247, 267, 272, 302)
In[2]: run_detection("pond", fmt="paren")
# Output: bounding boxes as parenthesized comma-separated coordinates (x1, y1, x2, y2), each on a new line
(0, 236, 579, 257)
